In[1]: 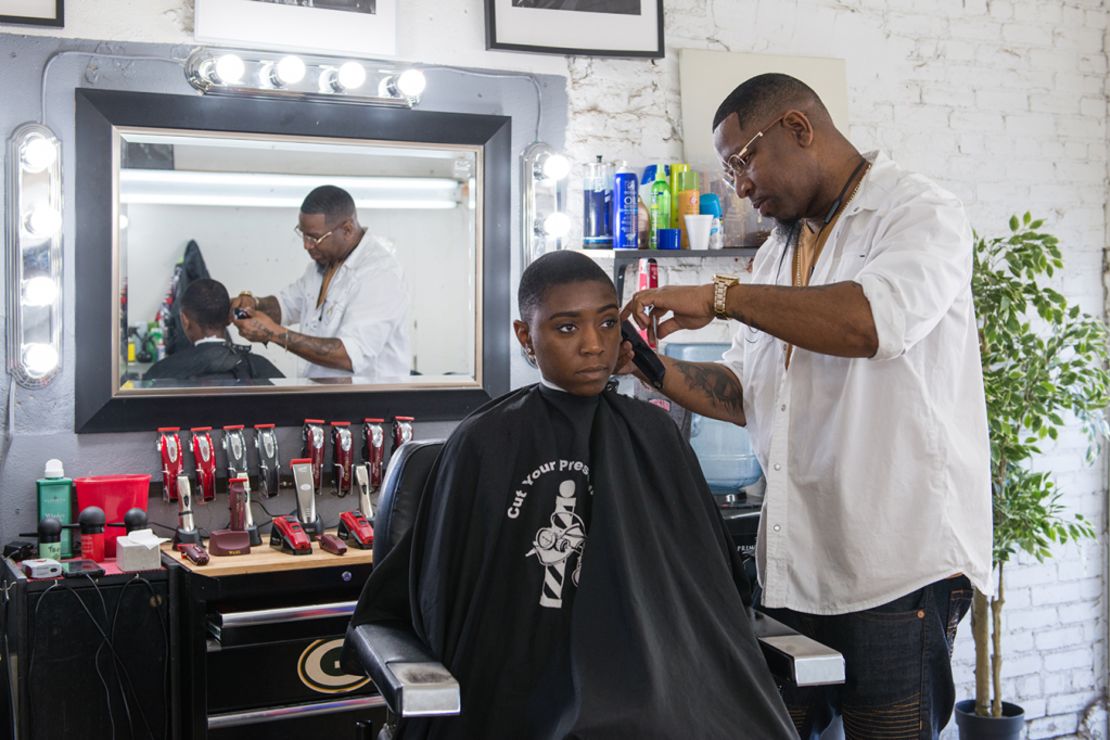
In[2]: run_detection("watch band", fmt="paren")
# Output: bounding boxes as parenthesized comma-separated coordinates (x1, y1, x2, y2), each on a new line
(713, 275, 739, 320)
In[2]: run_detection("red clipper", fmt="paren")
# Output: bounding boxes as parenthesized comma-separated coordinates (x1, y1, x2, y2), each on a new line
(190, 426, 217, 503)
(363, 418, 386, 491)
(157, 427, 185, 502)
(393, 416, 414, 450)
(302, 419, 326, 495)
(270, 515, 312, 555)
(331, 421, 354, 497)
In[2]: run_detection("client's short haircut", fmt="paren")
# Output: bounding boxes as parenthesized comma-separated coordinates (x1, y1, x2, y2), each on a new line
(181, 278, 230, 333)
(712, 73, 828, 132)
(301, 185, 356, 226)
(518, 250, 616, 324)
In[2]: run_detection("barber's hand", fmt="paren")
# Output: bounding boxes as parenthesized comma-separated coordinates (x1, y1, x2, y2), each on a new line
(229, 291, 258, 318)
(622, 284, 716, 342)
(232, 308, 282, 345)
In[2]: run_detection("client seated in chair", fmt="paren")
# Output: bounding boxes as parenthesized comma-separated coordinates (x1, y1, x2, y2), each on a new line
(345, 250, 795, 739)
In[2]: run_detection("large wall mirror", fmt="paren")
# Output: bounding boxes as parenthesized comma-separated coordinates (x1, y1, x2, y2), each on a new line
(76, 89, 510, 433)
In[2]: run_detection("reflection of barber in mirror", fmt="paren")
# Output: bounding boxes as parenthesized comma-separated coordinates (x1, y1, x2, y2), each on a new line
(230, 185, 412, 381)
(144, 279, 283, 381)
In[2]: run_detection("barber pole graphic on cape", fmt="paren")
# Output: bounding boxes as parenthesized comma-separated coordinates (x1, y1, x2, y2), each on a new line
(526, 479, 587, 608)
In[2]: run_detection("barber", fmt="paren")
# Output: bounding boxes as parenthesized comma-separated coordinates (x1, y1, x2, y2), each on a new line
(621, 73, 991, 738)
(231, 185, 411, 381)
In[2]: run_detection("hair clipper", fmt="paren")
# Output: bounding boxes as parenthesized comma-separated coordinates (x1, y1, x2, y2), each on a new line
(173, 475, 200, 546)
(290, 458, 323, 539)
(270, 515, 312, 555)
(221, 425, 249, 478)
(392, 416, 414, 450)
(363, 418, 385, 493)
(302, 419, 326, 495)
(190, 426, 217, 503)
(341, 466, 375, 550)
(330, 421, 354, 496)
(621, 320, 666, 390)
(253, 423, 280, 498)
(156, 427, 184, 502)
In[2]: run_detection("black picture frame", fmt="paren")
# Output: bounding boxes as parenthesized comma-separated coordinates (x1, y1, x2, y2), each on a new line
(485, 0, 664, 58)
(74, 88, 512, 434)
(0, 0, 63, 27)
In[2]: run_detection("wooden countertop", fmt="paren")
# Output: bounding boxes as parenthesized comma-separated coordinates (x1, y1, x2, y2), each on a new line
(160, 530, 373, 577)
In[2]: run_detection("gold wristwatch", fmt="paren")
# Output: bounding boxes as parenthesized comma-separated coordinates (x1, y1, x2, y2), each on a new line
(712, 274, 739, 320)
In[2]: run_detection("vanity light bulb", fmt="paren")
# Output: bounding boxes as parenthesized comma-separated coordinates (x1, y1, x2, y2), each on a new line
(543, 212, 571, 238)
(275, 56, 307, 85)
(213, 54, 245, 85)
(541, 153, 571, 182)
(24, 206, 62, 238)
(337, 62, 367, 91)
(396, 69, 426, 99)
(22, 343, 59, 378)
(23, 276, 58, 308)
(20, 134, 58, 173)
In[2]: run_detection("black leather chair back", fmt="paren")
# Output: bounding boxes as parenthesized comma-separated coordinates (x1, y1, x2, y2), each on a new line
(374, 439, 445, 564)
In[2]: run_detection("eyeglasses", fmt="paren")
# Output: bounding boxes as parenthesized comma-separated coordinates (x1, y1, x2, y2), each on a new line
(293, 225, 335, 247)
(722, 114, 786, 186)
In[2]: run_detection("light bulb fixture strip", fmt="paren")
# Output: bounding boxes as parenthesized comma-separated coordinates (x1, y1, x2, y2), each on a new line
(185, 47, 423, 108)
(6, 122, 64, 388)
(521, 142, 570, 272)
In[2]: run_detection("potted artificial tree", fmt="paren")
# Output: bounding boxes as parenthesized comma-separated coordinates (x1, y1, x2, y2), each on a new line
(955, 214, 1110, 738)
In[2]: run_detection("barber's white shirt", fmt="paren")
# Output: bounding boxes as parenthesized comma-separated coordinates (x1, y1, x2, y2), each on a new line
(278, 234, 412, 381)
(720, 151, 992, 614)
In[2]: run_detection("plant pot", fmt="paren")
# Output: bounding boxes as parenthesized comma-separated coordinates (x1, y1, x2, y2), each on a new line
(954, 699, 1025, 739)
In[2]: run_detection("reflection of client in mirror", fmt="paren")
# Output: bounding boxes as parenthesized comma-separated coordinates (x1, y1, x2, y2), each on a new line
(144, 279, 283, 382)
(230, 185, 412, 381)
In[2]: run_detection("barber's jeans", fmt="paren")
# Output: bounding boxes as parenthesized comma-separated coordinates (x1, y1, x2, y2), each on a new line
(761, 576, 973, 740)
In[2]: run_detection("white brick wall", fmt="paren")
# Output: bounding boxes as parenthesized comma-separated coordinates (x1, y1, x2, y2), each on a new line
(7, 0, 1107, 736)
(561, 2, 1108, 738)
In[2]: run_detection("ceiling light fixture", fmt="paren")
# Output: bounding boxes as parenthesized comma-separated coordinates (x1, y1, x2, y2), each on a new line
(185, 47, 425, 108)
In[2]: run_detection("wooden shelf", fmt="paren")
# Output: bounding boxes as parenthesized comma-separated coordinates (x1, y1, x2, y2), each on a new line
(161, 529, 373, 577)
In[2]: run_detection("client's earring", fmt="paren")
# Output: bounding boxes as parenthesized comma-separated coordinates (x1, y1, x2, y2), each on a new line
(523, 346, 537, 368)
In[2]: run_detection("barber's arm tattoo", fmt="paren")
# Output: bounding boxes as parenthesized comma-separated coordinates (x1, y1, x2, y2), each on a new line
(282, 330, 353, 372)
(673, 360, 744, 419)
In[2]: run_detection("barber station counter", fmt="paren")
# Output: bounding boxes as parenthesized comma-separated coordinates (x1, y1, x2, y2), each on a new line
(162, 534, 384, 739)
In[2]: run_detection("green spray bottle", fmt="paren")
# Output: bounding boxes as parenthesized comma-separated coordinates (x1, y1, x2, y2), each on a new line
(649, 165, 671, 249)
(37, 459, 73, 557)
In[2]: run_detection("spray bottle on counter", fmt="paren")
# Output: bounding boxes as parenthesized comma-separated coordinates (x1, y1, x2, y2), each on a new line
(649, 164, 671, 249)
(668, 163, 689, 229)
(700, 193, 724, 249)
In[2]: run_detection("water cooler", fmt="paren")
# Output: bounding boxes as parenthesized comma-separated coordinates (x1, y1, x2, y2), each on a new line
(663, 343, 764, 557)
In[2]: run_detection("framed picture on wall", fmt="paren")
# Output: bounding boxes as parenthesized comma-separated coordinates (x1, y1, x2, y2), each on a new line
(195, 0, 395, 57)
(0, 0, 64, 27)
(485, 0, 663, 58)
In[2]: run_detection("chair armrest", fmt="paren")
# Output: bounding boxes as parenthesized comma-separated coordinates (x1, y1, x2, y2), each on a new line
(751, 610, 845, 687)
(346, 623, 461, 717)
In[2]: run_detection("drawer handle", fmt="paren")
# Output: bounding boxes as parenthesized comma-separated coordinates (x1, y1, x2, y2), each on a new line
(213, 600, 357, 629)
(207, 695, 385, 729)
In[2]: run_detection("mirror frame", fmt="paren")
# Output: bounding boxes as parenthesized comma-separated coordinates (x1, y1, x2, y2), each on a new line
(75, 88, 511, 433)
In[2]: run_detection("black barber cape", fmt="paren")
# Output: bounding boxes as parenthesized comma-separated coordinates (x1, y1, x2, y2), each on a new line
(347, 384, 794, 739)
(143, 341, 283, 382)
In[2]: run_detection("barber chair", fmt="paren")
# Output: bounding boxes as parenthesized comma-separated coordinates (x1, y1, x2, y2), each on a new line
(346, 440, 844, 738)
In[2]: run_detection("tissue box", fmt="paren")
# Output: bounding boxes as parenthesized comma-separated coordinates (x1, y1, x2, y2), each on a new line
(116, 528, 168, 572)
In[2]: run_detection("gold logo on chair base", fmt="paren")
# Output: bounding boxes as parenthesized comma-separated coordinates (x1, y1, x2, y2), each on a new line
(297, 638, 372, 694)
